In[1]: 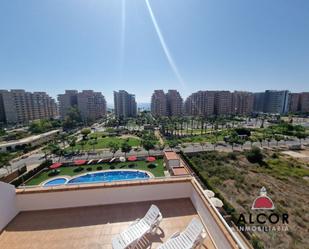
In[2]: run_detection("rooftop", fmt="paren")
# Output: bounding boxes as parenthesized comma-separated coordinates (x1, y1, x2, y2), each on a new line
(171, 166, 190, 176)
(164, 151, 179, 160)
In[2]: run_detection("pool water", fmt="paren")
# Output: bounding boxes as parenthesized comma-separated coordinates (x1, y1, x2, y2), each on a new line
(42, 171, 150, 186)
(44, 178, 67, 186)
(67, 171, 150, 184)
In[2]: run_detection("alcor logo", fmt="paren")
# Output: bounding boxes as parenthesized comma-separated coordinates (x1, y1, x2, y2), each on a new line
(236, 186, 289, 233)
(251, 187, 275, 210)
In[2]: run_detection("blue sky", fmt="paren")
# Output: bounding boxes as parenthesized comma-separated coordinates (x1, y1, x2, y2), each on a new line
(0, 0, 308, 103)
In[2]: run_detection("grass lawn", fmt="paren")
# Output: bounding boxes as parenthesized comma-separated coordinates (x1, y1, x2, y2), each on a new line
(25, 159, 165, 186)
(69, 137, 140, 151)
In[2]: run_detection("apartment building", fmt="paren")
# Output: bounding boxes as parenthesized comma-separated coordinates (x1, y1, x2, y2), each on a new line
(288, 93, 301, 113)
(58, 90, 106, 122)
(166, 90, 183, 116)
(77, 90, 106, 122)
(253, 92, 265, 113)
(151, 90, 168, 116)
(0, 92, 6, 124)
(214, 91, 232, 115)
(232, 91, 254, 115)
(0, 90, 57, 124)
(57, 90, 78, 119)
(184, 91, 215, 117)
(299, 92, 309, 112)
(263, 90, 289, 114)
(114, 90, 137, 118)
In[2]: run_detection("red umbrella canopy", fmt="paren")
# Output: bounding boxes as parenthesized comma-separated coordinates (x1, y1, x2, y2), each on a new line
(128, 156, 137, 161)
(49, 162, 62, 169)
(74, 160, 87, 166)
(146, 156, 156, 162)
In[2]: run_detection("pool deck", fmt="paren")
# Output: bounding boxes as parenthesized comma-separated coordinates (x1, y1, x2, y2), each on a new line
(0, 198, 214, 249)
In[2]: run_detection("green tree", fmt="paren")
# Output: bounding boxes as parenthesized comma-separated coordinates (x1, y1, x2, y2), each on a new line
(69, 137, 77, 152)
(246, 147, 264, 164)
(29, 119, 53, 134)
(47, 143, 61, 155)
(62, 107, 82, 130)
(80, 141, 86, 152)
(121, 141, 132, 158)
(167, 139, 178, 149)
(0, 128, 7, 136)
(108, 142, 119, 157)
(274, 135, 283, 146)
(295, 132, 307, 145)
(141, 139, 155, 156)
(81, 128, 91, 140)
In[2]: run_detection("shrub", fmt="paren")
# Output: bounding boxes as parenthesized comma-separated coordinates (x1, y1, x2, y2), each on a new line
(110, 165, 115, 169)
(48, 170, 60, 177)
(74, 167, 84, 173)
(246, 147, 264, 164)
(227, 152, 237, 160)
(251, 235, 264, 249)
(271, 153, 279, 159)
(148, 163, 157, 169)
(86, 167, 92, 171)
(97, 166, 103, 170)
(128, 164, 135, 168)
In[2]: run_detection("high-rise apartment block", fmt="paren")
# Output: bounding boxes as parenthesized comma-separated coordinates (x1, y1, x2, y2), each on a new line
(232, 91, 254, 115)
(263, 90, 289, 114)
(58, 90, 106, 122)
(184, 90, 253, 117)
(0, 90, 57, 124)
(151, 90, 183, 117)
(184, 91, 215, 117)
(288, 93, 301, 113)
(166, 90, 183, 116)
(253, 92, 265, 112)
(214, 91, 232, 115)
(299, 92, 309, 112)
(77, 91, 106, 122)
(114, 90, 137, 118)
(58, 90, 78, 119)
(151, 90, 167, 116)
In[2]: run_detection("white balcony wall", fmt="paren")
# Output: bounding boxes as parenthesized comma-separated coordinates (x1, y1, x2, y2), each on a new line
(17, 182, 192, 211)
(0, 182, 19, 231)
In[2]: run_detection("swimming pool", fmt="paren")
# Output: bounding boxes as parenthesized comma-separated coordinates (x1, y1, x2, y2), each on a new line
(44, 177, 68, 186)
(42, 170, 150, 186)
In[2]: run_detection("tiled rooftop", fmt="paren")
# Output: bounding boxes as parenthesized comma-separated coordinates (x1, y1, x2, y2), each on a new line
(0, 198, 215, 249)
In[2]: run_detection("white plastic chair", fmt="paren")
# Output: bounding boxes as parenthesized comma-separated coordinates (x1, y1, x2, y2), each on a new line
(157, 218, 206, 249)
(112, 204, 163, 249)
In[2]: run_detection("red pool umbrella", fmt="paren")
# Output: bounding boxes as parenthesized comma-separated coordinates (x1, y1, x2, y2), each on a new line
(128, 156, 137, 162)
(74, 160, 87, 166)
(146, 156, 156, 162)
(49, 162, 62, 169)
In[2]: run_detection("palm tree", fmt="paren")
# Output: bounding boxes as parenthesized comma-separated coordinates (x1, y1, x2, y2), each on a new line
(80, 141, 86, 152)
(108, 142, 119, 158)
(249, 137, 257, 148)
(200, 142, 206, 151)
(42, 147, 50, 161)
(274, 135, 283, 147)
(69, 137, 77, 153)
